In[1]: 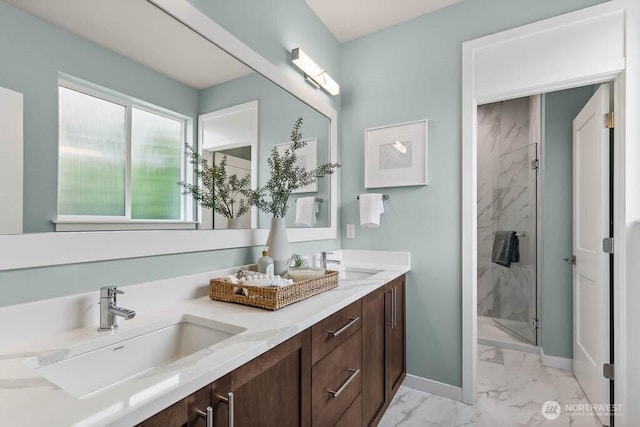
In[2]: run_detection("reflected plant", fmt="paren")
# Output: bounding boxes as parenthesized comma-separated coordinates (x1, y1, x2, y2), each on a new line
(178, 145, 251, 219)
(250, 117, 340, 218)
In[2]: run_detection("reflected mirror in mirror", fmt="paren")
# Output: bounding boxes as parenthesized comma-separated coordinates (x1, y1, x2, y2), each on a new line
(0, 0, 332, 234)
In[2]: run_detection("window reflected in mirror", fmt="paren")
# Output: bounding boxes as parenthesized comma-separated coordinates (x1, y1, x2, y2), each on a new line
(0, 0, 333, 234)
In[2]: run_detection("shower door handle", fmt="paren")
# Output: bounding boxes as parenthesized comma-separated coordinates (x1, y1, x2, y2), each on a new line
(564, 255, 576, 265)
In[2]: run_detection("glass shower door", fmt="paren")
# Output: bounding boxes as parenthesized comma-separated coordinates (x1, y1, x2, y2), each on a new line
(491, 143, 538, 345)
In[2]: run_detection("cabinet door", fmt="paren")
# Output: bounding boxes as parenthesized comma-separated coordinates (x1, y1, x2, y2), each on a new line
(138, 385, 210, 427)
(387, 277, 406, 396)
(219, 331, 311, 427)
(361, 286, 387, 426)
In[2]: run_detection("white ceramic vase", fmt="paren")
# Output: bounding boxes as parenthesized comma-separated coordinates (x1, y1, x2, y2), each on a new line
(266, 217, 290, 275)
(227, 217, 242, 229)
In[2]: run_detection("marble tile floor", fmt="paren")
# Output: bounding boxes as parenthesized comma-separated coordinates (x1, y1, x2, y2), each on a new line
(379, 345, 601, 427)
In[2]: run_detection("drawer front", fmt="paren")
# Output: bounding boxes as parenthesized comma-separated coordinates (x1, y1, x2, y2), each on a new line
(311, 300, 361, 365)
(335, 394, 362, 427)
(312, 331, 362, 427)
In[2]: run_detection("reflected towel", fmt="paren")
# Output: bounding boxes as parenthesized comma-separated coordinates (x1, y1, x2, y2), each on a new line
(359, 193, 385, 228)
(491, 231, 520, 268)
(295, 197, 317, 227)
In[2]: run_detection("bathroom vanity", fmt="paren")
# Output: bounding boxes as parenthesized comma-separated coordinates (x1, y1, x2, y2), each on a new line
(138, 275, 406, 427)
(0, 250, 409, 427)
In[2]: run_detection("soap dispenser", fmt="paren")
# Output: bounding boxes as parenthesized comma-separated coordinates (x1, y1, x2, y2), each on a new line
(257, 246, 274, 275)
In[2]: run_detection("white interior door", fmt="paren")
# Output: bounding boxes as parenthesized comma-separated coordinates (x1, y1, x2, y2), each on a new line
(572, 84, 611, 426)
(0, 87, 23, 235)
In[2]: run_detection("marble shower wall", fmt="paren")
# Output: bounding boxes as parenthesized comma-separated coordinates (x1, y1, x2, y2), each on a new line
(477, 97, 539, 324)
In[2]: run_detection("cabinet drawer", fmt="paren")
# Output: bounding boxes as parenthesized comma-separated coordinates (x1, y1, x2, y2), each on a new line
(335, 394, 361, 427)
(312, 331, 362, 427)
(311, 300, 361, 365)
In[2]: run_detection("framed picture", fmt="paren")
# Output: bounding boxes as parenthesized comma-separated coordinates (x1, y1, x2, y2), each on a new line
(364, 119, 428, 188)
(275, 137, 318, 193)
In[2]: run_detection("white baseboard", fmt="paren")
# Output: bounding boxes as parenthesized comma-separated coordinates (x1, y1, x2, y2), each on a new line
(540, 348, 573, 370)
(402, 374, 463, 402)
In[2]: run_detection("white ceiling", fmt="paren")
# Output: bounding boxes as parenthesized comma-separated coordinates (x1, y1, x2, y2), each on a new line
(305, 0, 464, 42)
(4, 0, 252, 90)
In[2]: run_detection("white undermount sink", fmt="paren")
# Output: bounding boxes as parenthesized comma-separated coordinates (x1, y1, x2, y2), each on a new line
(338, 268, 382, 281)
(35, 315, 245, 399)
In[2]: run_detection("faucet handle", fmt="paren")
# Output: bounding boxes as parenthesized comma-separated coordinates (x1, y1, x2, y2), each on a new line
(100, 286, 124, 298)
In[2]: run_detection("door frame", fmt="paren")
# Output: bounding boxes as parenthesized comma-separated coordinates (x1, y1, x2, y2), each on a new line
(461, 3, 631, 425)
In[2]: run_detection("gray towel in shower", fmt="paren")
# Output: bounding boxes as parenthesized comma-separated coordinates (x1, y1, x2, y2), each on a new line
(491, 231, 520, 268)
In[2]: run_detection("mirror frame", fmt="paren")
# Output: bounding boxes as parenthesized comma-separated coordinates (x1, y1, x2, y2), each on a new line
(0, 0, 338, 271)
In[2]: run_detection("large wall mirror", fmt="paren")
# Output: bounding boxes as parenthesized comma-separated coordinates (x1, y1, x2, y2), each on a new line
(0, 0, 338, 270)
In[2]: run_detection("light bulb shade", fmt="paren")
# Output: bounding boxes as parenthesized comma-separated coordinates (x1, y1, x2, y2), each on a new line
(291, 48, 340, 96)
(292, 48, 323, 78)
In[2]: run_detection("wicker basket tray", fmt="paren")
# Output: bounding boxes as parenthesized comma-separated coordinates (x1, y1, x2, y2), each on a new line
(209, 270, 339, 311)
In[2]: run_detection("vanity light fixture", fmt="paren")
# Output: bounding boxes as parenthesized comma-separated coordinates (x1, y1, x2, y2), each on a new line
(291, 48, 340, 96)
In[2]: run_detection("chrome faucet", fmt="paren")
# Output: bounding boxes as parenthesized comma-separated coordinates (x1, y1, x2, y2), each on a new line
(98, 286, 136, 331)
(320, 251, 341, 269)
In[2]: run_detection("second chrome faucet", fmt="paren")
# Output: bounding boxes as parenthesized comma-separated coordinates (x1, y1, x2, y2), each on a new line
(98, 286, 136, 331)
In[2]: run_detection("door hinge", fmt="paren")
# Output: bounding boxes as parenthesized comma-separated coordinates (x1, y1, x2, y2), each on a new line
(604, 112, 614, 129)
(531, 159, 539, 170)
(603, 237, 614, 254)
(603, 363, 615, 380)
(530, 318, 539, 328)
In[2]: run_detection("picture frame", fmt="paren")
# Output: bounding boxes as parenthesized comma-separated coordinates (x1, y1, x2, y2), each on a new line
(275, 137, 318, 193)
(364, 119, 428, 188)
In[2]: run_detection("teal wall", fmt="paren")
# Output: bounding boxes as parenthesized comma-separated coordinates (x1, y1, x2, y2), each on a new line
(541, 86, 595, 359)
(0, 1, 199, 233)
(186, 0, 341, 112)
(339, 0, 605, 386)
(0, 0, 341, 306)
(1, 0, 609, 390)
(199, 73, 331, 228)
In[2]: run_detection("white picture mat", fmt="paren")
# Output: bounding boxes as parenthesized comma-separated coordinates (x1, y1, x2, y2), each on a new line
(364, 119, 428, 188)
(275, 137, 318, 193)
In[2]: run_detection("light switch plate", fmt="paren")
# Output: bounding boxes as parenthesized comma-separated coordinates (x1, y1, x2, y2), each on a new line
(346, 224, 355, 239)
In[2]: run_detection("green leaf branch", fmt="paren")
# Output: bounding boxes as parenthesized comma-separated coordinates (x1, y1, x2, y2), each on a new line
(250, 117, 340, 218)
(178, 145, 251, 219)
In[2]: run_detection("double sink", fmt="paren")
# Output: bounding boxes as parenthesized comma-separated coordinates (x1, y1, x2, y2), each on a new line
(32, 268, 382, 399)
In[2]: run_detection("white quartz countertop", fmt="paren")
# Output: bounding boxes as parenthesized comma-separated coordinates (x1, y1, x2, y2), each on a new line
(0, 251, 409, 427)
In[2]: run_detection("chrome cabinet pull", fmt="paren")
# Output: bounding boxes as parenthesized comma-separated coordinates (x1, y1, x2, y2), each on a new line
(196, 406, 213, 427)
(328, 317, 360, 337)
(328, 368, 360, 398)
(392, 287, 397, 329)
(217, 392, 234, 427)
(385, 290, 393, 327)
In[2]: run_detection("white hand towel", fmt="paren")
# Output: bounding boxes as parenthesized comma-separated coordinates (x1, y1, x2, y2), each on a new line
(359, 193, 384, 227)
(295, 197, 317, 227)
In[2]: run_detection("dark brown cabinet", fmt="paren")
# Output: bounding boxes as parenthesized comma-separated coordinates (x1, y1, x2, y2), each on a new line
(137, 385, 211, 427)
(311, 301, 362, 427)
(138, 274, 406, 427)
(224, 331, 310, 427)
(137, 333, 309, 427)
(361, 275, 406, 426)
(387, 276, 406, 397)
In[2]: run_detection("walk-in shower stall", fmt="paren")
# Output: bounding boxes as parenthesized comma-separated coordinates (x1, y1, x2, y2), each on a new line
(477, 96, 540, 345)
